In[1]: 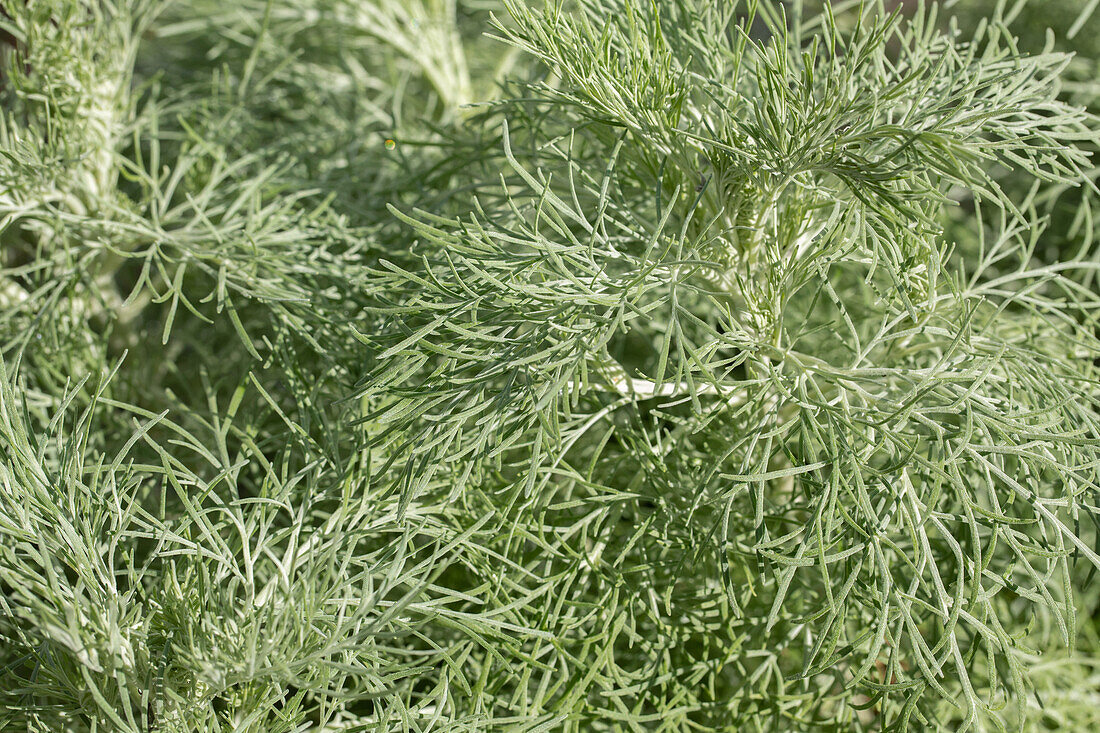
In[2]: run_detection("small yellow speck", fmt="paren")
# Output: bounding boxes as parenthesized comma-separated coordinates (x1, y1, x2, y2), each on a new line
(385, 139, 396, 150)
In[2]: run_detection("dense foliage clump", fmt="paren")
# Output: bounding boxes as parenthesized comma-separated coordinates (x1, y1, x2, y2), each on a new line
(3, 1, 1100, 730)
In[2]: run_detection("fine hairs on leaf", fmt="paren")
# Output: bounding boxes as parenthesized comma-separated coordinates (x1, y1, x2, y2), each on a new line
(2, 0, 1100, 731)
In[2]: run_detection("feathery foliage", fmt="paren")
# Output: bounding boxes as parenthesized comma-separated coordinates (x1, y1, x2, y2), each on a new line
(2, 0, 1100, 730)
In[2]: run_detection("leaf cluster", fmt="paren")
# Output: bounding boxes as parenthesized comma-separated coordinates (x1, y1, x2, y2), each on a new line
(2, 1, 1100, 731)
